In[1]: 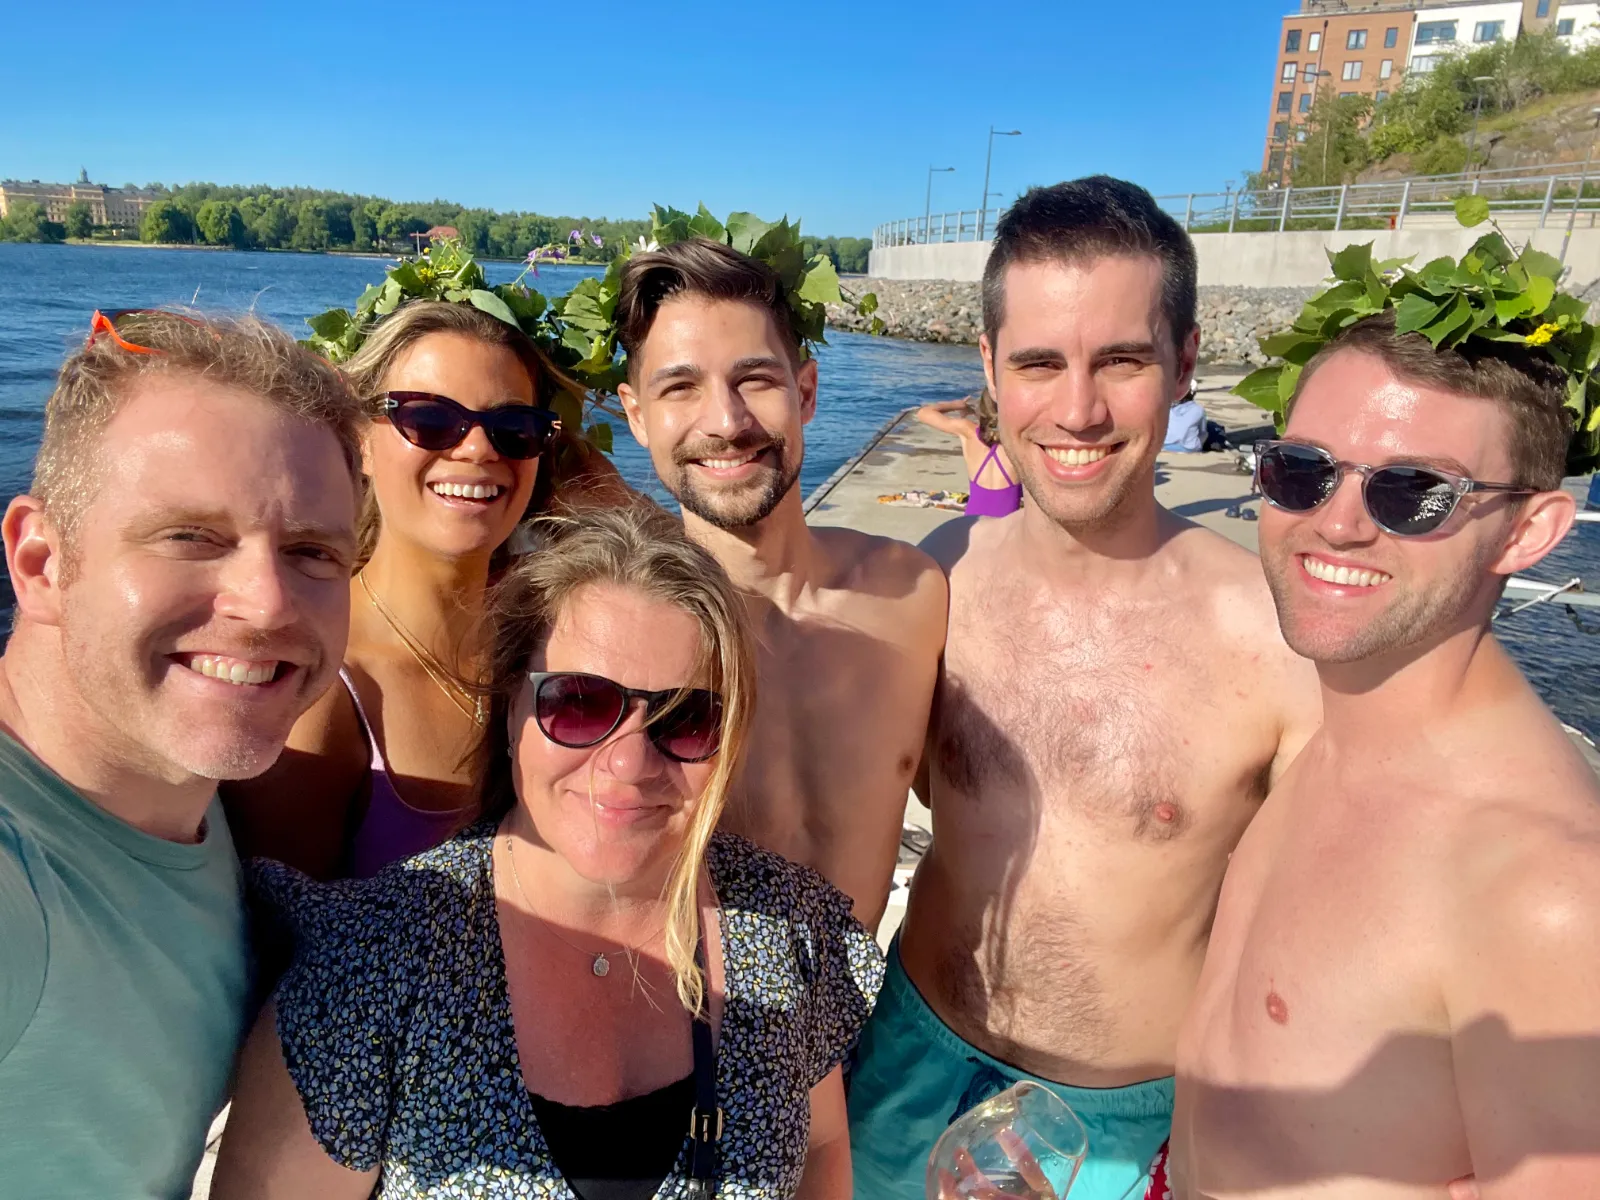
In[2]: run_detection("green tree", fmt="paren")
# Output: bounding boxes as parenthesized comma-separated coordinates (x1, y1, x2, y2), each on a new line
(196, 200, 247, 247)
(0, 201, 66, 243)
(324, 199, 355, 248)
(1292, 93, 1374, 188)
(352, 201, 378, 250)
(63, 200, 94, 240)
(836, 237, 871, 274)
(291, 199, 330, 251)
(141, 199, 194, 244)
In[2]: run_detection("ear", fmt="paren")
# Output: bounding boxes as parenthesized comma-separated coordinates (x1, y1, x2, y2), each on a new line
(979, 333, 998, 398)
(1176, 326, 1201, 399)
(3, 496, 66, 628)
(1489, 488, 1577, 578)
(796, 357, 819, 426)
(617, 379, 650, 448)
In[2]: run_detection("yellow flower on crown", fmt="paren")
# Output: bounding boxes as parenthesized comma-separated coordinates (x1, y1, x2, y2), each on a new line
(1525, 322, 1560, 346)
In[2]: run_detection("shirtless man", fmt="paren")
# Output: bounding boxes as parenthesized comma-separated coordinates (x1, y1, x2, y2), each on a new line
(846, 176, 1322, 1200)
(617, 237, 946, 927)
(1173, 313, 1600, 1198)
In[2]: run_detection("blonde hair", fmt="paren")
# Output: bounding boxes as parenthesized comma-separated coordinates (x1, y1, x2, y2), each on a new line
(476, 501, 755, 1015)
(338, 300, 600, 563)
(35, 310, 363, 545)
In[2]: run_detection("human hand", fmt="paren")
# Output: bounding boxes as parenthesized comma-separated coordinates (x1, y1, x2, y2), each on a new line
(934, 1129, 1060, 1199)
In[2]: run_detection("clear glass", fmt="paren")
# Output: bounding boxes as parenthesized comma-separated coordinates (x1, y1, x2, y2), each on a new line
(926, 1082, 1089, 1199)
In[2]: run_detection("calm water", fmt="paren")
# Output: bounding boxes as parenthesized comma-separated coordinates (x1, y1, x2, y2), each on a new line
(0, 243, 1595, 739)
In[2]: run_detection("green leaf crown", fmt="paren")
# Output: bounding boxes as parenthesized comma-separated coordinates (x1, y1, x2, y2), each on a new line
(302, 204, 882, 453)
(1233, 198, 1600, 477)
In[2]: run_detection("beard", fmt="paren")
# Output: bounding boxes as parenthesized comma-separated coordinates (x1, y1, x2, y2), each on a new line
(667, 431, 801, 530)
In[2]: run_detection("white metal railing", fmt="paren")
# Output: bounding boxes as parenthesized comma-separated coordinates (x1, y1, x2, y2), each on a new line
(873, 160, 1600, 248)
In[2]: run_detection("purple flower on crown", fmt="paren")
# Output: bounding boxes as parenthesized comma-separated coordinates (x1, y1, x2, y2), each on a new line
(591, 233, 603, 247)
(569, 229, 583, 243)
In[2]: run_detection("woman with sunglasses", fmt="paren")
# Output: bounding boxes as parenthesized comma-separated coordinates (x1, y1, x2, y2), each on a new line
(214, 503, 881, 1200)
(224, 300, 626, 879)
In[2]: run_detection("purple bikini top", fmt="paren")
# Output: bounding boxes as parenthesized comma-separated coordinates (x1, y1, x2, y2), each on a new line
(965, 442, 1022, 518)
(340, 668, 474, 878)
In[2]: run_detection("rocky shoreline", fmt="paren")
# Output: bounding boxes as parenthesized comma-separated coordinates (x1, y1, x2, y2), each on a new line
(827, 277, 1318, 366)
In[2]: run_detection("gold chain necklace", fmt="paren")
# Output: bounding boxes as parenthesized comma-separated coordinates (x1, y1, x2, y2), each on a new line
(358, 572, 486, 726)
(501, 834, 661, 979)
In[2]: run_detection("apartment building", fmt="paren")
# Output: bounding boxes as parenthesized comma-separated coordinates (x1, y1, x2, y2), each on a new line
(0, 171, 158, 229)
(1261, 0, 1583, 176)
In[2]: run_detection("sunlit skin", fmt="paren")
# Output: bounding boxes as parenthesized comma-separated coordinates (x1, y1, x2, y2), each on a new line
(1174, 348, 1600, 1200)
(0, 375, 358, 842)
(222, 332, 547, 875)
(618, 292, 947, 928)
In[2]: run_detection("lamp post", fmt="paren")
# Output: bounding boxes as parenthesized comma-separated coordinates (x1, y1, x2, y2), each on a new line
(1466, 75, 1496, 174)
(1560, 106, 1600, 265)
(1301, 68, 1333, 186)
(978, 127, 1021, 241)
(924, 166, 955, 244)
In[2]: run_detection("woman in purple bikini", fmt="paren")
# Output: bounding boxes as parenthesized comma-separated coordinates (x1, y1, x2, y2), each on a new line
(914, 388, 1022, 517)
(224, 301, 626, 879)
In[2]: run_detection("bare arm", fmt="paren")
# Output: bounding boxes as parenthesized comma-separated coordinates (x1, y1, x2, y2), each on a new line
(797, 1066, 851, 1200)
(1448, 818, 1600, 1196)
(914, 400, 978, 442)
(211, 1001, 380, 1200)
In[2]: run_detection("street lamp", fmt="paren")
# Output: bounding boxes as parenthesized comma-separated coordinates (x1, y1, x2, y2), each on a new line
(924, 166, 955, 244)
(1301, 68, 1333, 186)
(1560, 106, 1600, 265)
(1466, 76, 1496, 174)
(978, 127, 1022, 241)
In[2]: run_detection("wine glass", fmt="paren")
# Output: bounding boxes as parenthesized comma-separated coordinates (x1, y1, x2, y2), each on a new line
(926, 1081, 1089, 1199)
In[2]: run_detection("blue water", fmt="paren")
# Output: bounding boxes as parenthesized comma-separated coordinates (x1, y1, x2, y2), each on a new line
(0, 243, 1595, 740)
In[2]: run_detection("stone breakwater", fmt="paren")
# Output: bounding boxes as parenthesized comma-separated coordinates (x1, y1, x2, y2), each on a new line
(827, 278, 1319, 366)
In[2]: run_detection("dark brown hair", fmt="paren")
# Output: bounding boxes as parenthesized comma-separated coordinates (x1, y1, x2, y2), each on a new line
(617, 238, 803, 376)
(37, 310, 364, 544)
(982, 175, 1197, 350)
(1291, 311, 1573, 490)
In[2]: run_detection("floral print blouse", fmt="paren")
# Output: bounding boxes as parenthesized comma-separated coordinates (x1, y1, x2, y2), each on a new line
(252, 826, 884, 1199)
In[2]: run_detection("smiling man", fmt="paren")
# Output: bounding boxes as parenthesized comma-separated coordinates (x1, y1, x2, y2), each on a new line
(846, 177, 1322, 1200)
(1173, 313, 1600, 1198)
(0, 311, 363, 1198)
(617, 238, 947, 929)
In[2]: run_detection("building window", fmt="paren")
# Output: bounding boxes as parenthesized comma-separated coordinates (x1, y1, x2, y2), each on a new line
(1269, 151, 1285, 174)
(1278, 90, 1294, 113)
(1347, 29, 1368, 49)
(1412, 54, 1439, 72)
(1286, 28, 1302, 52)
(1283, 62, 1297, 81)
(1416, 21, 1457, 44)
(1308, 31, 1322, 51)
(1380, 58, 1393, 79)
(1342, 60, 1362, 80)
(1375, 89, 1389, 103)
(1474, 20, 1504, 41)
(1300, 92, 1314, 112)
(1537, 0, 1551, 16)
(1559, 17, 1576, 35)
(1296, 129, 1308, 143)
(1274, 121, 1290, 140)
(1384, 26, 1398, 47)
(1340, 91, 1358, 99)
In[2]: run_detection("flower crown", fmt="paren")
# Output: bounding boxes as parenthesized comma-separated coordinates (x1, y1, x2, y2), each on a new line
(1234, 197, 1600, 476)
(303, 205, 882, 453)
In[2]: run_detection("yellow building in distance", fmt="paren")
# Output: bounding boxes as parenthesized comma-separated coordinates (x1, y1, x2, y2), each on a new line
(0, 170, 159, 229)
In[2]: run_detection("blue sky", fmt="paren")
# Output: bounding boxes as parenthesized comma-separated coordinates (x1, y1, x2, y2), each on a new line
(3, 0, 1286, 237)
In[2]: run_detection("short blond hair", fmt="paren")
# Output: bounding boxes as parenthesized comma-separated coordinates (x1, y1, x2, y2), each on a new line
(477, 501, 755, 1016)
(35, 310, 365, 542)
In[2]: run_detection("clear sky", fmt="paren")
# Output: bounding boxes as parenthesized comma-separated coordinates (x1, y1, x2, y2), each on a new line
(3, 0, 1288, 237)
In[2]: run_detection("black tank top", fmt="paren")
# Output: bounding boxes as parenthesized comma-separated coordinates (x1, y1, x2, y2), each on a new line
(527, 1073, 696, 1200)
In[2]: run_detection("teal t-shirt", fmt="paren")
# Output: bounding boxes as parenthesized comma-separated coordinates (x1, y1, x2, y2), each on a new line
(0, 732, 250, 1199)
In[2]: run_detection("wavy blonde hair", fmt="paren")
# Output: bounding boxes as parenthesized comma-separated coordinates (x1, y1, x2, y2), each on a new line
(476, 501, 755, 1015)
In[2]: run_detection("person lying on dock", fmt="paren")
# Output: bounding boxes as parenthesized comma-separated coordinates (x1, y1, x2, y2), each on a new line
(616, 236, 947, 930)
(0, 310, 364, 1198)
(1173, 311, 1600, 1197)
(846, 176, 1321, 1200)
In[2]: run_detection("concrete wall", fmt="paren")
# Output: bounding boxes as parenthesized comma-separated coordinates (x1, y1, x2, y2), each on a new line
(870, 225, 1600, 288)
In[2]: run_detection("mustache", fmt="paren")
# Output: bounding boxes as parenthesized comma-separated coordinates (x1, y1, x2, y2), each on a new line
(671, 432, 785, 467)
(170, 624, 325, 669)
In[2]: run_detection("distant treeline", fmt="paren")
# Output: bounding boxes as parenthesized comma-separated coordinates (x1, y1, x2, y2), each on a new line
(0, 181, 872, 272)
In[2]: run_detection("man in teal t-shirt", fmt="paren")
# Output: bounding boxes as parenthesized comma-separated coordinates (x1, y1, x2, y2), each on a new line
(0, 310, 362, 1197)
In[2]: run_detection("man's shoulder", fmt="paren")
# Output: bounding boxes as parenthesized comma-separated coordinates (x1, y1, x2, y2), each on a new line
(811, 525, 948, 612)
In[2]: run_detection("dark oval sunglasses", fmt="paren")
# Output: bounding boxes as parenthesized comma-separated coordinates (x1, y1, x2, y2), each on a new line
(381, 391, 558, 461)
(1254, 440, 1536, 538)
(526, 671, 723, 764)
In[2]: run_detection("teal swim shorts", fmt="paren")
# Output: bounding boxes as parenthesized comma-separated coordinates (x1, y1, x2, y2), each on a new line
(847, 939, 1173, 1200)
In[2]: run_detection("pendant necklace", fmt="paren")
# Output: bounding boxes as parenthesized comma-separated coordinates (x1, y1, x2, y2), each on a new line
(358, 572, 486, 726)
(502, 834, 659, 979)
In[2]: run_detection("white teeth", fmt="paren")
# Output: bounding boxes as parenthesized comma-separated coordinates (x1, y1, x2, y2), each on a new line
(1303, 556, 1391, 588)
(429, 482, 501, 500)
(1044, 446, 1112, 466)
(185, 655, 279, 686)
(698, 455, 756, 469)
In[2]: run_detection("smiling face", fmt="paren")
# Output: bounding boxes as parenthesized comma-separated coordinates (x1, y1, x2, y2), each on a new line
(619, 295, 816, 529)
(50, 374, 358, 782)
(1260, 348, 1534, 664)
(982, 254, 1197, 531)
(509, 581, 716, 888)
(364, 331, 541, 559)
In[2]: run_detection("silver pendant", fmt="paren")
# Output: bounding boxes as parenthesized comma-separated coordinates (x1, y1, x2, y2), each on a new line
(592, 953, 611, 978)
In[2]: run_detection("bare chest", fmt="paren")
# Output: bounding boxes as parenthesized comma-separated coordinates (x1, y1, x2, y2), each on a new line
(348, 655, 482, 814)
